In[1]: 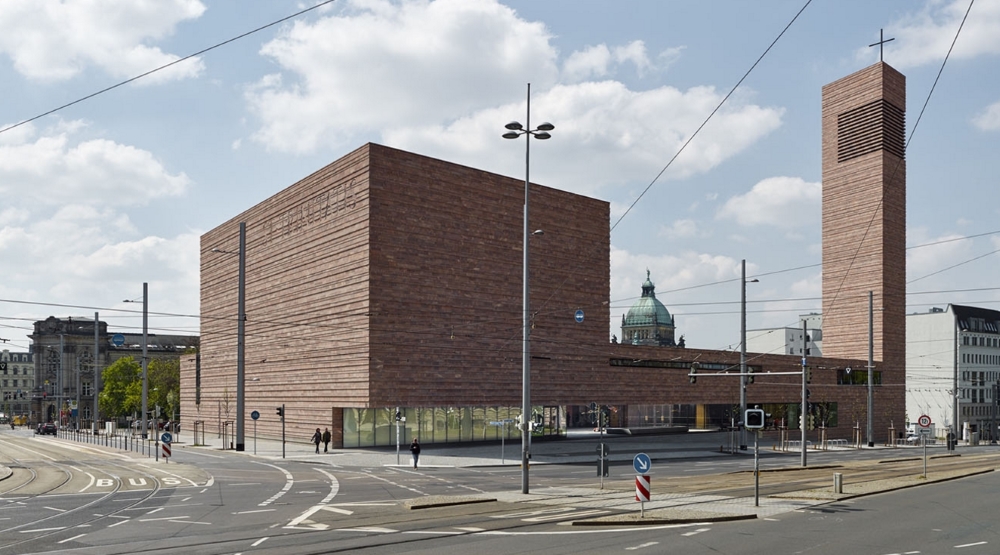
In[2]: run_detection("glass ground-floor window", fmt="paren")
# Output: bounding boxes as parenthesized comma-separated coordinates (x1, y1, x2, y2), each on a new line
(341, 405, 566, 448)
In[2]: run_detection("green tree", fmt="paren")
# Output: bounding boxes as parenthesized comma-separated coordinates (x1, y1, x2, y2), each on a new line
(99, 357, 141, 419)
(148, 358, 180, 420)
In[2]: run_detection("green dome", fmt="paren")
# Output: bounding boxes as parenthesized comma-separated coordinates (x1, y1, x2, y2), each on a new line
(623, 272, 673, 327)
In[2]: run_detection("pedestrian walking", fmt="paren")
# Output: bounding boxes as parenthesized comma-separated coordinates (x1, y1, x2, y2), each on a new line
(409, 438, 421, 469)
(311, 428, 322, 454)
(322, 428, 331, 453)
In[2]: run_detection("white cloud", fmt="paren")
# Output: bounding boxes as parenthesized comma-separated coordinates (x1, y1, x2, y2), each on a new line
(388, 81, 783, 197)
(0, 120, 190, 206)
(973, 100, 1000, 130)
(248, 0, 557, 153)
(0, 0, 206, 82)
(245, 0, 782, 197)
(563, 44, 613, 82)
(659, 219, 700, 239)
(563, 41, 678, 83)
(716, 176, 820, 229)
(872, 0, 1000, 68)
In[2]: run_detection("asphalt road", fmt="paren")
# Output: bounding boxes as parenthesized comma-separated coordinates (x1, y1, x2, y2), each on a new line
(2, 428, 998, 554)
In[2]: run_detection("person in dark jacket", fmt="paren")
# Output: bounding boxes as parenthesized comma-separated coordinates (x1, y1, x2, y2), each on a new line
(409, 438, 421, 469)
(311, 428, 322, 454)
(322, 428, 331, 453)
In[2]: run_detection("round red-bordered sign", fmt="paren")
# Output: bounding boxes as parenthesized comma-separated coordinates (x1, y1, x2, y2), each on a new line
(917, 414, 932, 428)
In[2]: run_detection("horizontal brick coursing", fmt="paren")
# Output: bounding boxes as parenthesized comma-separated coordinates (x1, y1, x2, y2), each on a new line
(820, 63, 906, 433)
(184, 144, 610, 444)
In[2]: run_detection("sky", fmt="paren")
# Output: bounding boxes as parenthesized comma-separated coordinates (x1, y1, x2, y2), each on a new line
(1, 0, 999, 356)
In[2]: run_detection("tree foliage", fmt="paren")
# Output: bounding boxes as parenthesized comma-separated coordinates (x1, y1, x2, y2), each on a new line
(99, 357, 140, 419)
(99, 356, 181, 421)
(148, 358, 180, 419)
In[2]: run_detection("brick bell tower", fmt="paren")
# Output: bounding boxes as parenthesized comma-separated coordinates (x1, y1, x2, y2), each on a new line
(820, 62, 906, 375)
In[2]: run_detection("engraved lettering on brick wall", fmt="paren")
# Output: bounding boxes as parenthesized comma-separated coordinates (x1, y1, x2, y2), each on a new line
(263, 179, 359, 243)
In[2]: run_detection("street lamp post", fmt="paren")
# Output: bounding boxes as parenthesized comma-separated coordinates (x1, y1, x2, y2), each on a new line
(503, 83, 553, 495)
(93, 311, 100, 434)
(739, 259, 758, 451)
(211, 223, 247, 452)
(236, 222, 246, 452)
(124, 283, 148, 439)
(142, 283, 148, 440)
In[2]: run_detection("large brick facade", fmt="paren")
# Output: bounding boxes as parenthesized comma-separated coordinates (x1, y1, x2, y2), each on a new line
(183, 144, 610, 445)
(183, 62, 914, 447)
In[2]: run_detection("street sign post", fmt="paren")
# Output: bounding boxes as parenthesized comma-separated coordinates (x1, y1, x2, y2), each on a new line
(635, 475, 650, 517)
(633, 452, 651, 474)
(160, 432, 172, 463)
(251, 410, 260, 454)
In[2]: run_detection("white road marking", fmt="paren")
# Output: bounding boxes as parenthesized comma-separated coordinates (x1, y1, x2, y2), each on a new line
(108, 520, 129, 528)
(523, 509, 609, 522)
(140, 516, 189, 522)
(79, 470, 97, 493)
(234, 509, 276, 515)
(58, 533, 86, 544)
(956, 542, 987, 548)
(251, 537, 269, 547)
(257, 463, 294, 507)
(20, 527, 66, 533)
(626, 541, 660, 550)
(314, 468, 340, 504)
(145, 508, 163, 515)
(44, 506, 67, 512)
(287, 505, 325, 528)
(455, 527, 485, 532)
(682, 528, 711, 537)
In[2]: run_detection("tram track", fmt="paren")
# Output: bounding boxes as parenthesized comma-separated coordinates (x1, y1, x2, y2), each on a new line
(0, 438, 166, 553)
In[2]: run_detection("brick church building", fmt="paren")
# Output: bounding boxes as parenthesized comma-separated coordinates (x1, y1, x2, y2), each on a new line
(182, 61, 906, 448)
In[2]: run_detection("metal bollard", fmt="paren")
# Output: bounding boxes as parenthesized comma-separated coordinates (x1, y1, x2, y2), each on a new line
(833, 472, 843, 494)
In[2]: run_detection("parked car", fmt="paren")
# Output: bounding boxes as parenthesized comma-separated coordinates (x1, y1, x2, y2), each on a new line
(37, 422, 57, 435)
(905, 433, 922, 444)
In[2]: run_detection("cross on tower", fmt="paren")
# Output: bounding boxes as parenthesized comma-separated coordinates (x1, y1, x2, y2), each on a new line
(869, 28, 895, 62)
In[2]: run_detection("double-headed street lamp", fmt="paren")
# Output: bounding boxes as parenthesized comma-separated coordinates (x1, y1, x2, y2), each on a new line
(502, 83, 553, 495)
(211, 222, 247, 452)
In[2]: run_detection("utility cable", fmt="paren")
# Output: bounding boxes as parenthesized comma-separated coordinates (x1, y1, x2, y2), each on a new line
(0, 0, 338, 137)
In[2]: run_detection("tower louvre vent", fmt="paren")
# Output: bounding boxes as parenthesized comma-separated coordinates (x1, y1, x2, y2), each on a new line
(837, 99, 905, 162)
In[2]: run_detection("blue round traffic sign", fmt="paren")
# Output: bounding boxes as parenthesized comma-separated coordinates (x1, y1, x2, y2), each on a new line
(575, 309, 585, 323)
(633, 452, 652, 474)
(251, 410, 260, 421)
(112, 333, 125, 347)
(160, 432, 173, 444)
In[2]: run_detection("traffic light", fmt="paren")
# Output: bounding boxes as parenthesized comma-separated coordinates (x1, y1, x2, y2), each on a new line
(689, 362, 699, 384)
(807, 414, 815, 430)
(807, 367, 813, 383)
(747, 367, 755, 384)
(276, 406, 284, 418)
(745, 408, 765, 429)
(394, 410, 402, 422)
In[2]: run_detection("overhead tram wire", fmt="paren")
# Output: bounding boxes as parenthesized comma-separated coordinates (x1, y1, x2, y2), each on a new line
(608, 0, 813, 233)
(0, 0, 339, 137)
(822, 0, 975, 321)
(529, 1, 814, 341)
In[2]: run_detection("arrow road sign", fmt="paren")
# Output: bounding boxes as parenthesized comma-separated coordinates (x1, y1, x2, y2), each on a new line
(633, 452, 651, 474)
